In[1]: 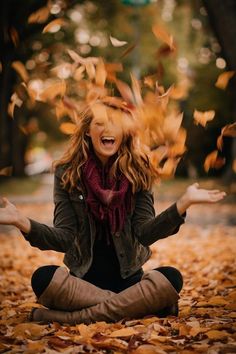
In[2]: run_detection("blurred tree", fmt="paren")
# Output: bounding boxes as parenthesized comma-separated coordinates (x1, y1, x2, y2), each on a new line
(203, 0, 236, 182)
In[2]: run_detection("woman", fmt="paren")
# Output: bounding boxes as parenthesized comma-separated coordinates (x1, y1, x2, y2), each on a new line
(0, 103, 226, 324)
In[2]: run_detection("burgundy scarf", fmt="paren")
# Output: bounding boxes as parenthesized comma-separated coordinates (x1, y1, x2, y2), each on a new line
(82, 153, 131, 235)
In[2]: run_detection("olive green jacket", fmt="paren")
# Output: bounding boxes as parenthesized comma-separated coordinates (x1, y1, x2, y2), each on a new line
(23, 164, 185, 278)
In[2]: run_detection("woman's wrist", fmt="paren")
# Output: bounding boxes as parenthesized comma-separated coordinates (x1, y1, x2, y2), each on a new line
(176, 193, 191, 216)
(13, 212, 31, 234)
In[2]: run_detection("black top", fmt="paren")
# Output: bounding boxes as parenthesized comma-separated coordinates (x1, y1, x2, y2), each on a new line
(82, 221, 143, 292)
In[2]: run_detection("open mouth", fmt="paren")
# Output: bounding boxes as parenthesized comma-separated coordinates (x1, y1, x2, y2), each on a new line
(101, 136, 115, 146)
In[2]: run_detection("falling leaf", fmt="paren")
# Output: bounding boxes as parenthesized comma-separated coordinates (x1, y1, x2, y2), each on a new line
(12, 61, 29, 82)
(0, 166, 13, 176)
(215, 71, 235, 90)
(193, 109, 215, 127)
(59, 122, 77, 135)
(110, 36, 128, 47)
(232, 159, 236, 173)
(221, 122, 236, 137)
(120, 43, 137, 59)
(131, 73, 143, 106)
(152, 24, 176, 51)
(40, 81, 66, 101)
(42, 18, 66, 34)
(115, 79, 134, 104)
(95, 58, 107, 87)
(10, 27, 19, 47)
(28, 6, 50, 24)
(204, 150, 225, 172)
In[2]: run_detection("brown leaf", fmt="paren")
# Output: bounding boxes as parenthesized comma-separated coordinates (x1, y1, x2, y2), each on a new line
(0, 166, 13, 176)
(215, 71, 235, 90)
(221, 122, 236, 137)
(110, 35, 128, 47)
(152, 24, 176, 51)
(204, 150, 225, 172)
(28, 6, 50, 24)
(12, 323, 48, 339)
(131, 73, 143, 106)
(40, 80, 66, 101)
(42, 18, 66, 34)
(109, 327, 138, 337)
(12, 61, 29, 82)
(95, 58, 107, 87)
(132, 344, 167, 354)
(120, 43, 137, 59)
(206, 330, 228, 340)
(193, 109, 215, 127)
(59, 122, 77, 135)
(115, 79, 134, 104)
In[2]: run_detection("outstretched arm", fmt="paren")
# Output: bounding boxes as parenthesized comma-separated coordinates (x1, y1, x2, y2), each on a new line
(176, 183, 226, 215)
(0, 170, 78, 252)
(133, 183, 226, 246)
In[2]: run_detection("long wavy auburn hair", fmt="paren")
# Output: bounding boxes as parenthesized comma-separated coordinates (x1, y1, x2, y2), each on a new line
(53, 107, 159, 194)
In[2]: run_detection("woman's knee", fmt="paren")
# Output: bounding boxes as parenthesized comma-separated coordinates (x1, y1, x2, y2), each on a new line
(154, 266, 183, 293)
(31, 265, 59, 298)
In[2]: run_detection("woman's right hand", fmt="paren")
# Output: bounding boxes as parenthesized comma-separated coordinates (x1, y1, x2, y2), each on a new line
(0, 197, 31, 233)
(0, 197, 19, 226)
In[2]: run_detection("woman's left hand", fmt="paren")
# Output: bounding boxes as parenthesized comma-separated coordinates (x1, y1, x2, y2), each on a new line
(176, 182, 226, 215)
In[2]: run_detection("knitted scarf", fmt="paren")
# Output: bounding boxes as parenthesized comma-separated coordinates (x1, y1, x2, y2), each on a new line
(82, 152, 131, 235)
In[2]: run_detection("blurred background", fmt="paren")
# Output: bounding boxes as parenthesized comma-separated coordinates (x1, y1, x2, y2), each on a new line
(0, 0, 236, 198)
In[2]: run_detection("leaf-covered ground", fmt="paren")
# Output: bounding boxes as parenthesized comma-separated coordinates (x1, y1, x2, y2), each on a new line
(0, 181, 236, 353)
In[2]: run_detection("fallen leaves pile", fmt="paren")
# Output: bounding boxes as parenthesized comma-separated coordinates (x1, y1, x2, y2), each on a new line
(0, 192, 236, 353)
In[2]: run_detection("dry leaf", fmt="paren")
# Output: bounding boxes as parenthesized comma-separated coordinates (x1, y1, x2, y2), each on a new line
(59, 122, 77, 135)
(132, 344, 167, 354)
(42, 19, 66, 34)
(12, 61, 29, 82)
(110, 36, 128, 47)
(95, 58, 107, 87)
(40, 81, 66, 101)
(28, 6, 50, 24)
(221, 122, 236, 137)
(120, 43, 137, 59)
(193, 109, 215, 127)
(152, 24, 176, 51)
(115, 79, 134, 104)
(109, 327, 138, 337)
(204, 150, 225, 172)
(206, 330, 228, 340)
(0, 166, 13, 176)
(215, 71, 235, 90)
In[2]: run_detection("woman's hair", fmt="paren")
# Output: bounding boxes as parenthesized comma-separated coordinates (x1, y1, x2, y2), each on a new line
(53, 106, 159, 193)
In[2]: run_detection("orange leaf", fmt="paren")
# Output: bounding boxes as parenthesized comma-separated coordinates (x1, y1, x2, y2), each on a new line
(233, 159, 236, 173)
(221, 122, 236, 137)
(193, 109, 215, 127)
(0, 166, 13, 176)
(130, 73, 143, 106)
(40, 81, 66, 101)
(110, 36, 128, 47)
(28, 6, 50, 24)
(204, 150, 225, 172)
(109, 327, 138, 337)
(95, 58, 107, 87)
(42, 18, 66, 34)
(152, 24, 176, 51)
(59, 122, 77, 135)
(115, 79, 134, 104)
(12, 61, 29, 82)
(215, 71, 235, 90)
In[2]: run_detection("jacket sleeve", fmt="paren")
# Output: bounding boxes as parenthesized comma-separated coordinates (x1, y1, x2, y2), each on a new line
(132, 190, 186, 246)
(22, 167, 78, 252)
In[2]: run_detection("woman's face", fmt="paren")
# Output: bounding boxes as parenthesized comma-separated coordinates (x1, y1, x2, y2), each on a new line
(87, 106, 124, 165)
